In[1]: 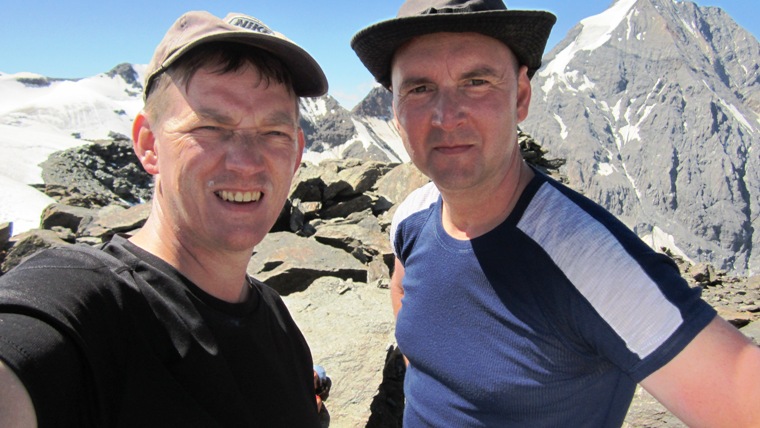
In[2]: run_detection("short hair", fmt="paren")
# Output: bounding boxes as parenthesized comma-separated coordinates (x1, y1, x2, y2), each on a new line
(144, 42, 298, 123)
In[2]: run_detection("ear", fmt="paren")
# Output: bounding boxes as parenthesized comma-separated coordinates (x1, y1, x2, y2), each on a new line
(294, 128, 306, 173)
(132, 111, 159, 175)
(516, 65, 532, 123)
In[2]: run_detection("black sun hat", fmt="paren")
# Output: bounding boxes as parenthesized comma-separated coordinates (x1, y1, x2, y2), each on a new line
(350, 0, 556, 89)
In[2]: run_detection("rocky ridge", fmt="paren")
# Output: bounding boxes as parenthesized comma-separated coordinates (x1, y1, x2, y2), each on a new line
(0, 133, 758, 427)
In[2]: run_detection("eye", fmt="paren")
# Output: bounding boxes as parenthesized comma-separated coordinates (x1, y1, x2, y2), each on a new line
(263, 127, 296, 141)
(410, 85, 429, 94)
(192, 126, 233, 142)
(468, 79, 487, 86)
(193, 125, 223, 133)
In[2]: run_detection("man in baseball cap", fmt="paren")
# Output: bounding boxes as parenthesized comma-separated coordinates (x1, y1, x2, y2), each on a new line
(352, 0, 760, 426)
(0, 11, 327, 427)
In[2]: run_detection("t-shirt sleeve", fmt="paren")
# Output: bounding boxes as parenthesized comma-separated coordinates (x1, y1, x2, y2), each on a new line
(0, 313, 88, 427)
(515, 181, 717, 383)
(0, 247, 130, 427)
(390, 182, 440, 260)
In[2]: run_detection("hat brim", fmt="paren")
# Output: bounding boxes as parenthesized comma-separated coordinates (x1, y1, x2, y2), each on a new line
(153, 31, 328, 98)
(351, 10, 556, 88)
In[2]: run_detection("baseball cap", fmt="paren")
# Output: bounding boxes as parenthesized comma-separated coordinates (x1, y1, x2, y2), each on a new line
(144, 11, 328, 99)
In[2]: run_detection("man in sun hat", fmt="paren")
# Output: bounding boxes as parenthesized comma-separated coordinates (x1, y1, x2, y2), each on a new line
(352, 0, 760, 426)
(0, 10, 327, 427)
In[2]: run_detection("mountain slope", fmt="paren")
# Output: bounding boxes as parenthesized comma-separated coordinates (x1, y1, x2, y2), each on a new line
(301, 87, 406, 164)
(521, 0, 760, 274)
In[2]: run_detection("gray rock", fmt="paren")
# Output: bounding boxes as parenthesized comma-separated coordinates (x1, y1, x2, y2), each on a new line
(77, 202, 151, 243)
(40, 203, 98, 232)
(247, 232, 368, 295)
(282, 276, 396, 427)
(374, 163, 430, 207)
(40, 138, 153, 207)
(1, 229, 70, 273)
(740, 320, 760, 345)
(0, 222, 11, 248)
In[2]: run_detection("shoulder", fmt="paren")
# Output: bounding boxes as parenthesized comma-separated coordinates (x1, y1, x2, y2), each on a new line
(1, 245, 120, 284)
(390, 182, 439, 250)
(517, 178, 716, 372)
(0, 244, 135, 318)
(392, 181, 439, 226)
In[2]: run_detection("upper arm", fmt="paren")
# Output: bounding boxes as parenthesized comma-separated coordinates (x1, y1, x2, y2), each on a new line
(0, 359, 37, 428)
(390, 257, 405, 319)
(640, 315, 760, 427)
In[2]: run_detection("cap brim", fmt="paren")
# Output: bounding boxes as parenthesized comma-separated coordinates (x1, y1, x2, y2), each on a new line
(351, 10, 556, 88)
(165, 31, 328, 97)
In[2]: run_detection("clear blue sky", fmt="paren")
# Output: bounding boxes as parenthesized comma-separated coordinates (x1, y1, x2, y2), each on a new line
(1, 1, 756, 109)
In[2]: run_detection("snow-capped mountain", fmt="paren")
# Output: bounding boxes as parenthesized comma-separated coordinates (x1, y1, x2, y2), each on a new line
(0, 65, 145, 234)
(299, 88, 407, 164)
(521, 0, 760, 274)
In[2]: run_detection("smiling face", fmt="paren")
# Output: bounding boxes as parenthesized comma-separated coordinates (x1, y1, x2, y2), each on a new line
(390, 32, 531, 194)
(136, 63, 303, 255)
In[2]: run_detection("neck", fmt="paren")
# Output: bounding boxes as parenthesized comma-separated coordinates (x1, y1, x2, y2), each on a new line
(441, 160, 534, 240)
(129, 216, 252, 303)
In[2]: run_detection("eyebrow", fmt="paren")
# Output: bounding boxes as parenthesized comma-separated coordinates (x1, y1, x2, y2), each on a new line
(397, 65, 503, 91)
(195, 108, 297, 127)
(461, 66, 502, 80)
(195, 108, 235, 125)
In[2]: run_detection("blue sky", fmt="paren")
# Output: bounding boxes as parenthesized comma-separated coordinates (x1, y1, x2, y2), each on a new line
(1, 1, 756, 109)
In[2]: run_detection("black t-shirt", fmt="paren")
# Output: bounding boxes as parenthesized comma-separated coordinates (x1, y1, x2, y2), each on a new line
(0, 235, 320, 427)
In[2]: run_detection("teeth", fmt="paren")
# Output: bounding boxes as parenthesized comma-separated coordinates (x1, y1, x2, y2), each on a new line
(217, 191, 261, 203)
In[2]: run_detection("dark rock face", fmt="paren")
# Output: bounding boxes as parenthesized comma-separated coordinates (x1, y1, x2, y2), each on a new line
(39, 136, 153, 207)
(351, 87, 393, 119)
(300, 96, 358, 153)
(106, 63, 142, 88)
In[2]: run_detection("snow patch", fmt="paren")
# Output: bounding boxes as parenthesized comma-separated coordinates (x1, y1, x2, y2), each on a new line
(540, 0, 638, 80)
(640, 226, 694, 264)
(300, 97, 329, 119)
(553, 113, 569, 139)
(597, 162, 617, 176)
(719, 99, 755, 133)
(0, 174, 55, 235)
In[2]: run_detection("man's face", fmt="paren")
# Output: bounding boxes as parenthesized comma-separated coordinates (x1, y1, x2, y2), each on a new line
(148, 64, 303, 253)
(391, 32, 531, 193)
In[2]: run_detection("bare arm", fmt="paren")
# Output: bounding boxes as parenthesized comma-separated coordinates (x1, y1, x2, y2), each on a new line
(0, 359, 37, 428)
(641, 315, 760, 427)
(389, 258, 410, 366)
(390, 257, 405, 319)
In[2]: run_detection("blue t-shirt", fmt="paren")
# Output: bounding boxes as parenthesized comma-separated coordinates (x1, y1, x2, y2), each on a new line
(391, 171, 716, 427)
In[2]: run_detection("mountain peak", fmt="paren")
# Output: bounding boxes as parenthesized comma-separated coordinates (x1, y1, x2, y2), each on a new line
(524, 0, 760, 274)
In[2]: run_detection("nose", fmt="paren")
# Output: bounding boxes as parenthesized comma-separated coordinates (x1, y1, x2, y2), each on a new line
(225, 133, 264, 174)
(431, 89, 464, 131)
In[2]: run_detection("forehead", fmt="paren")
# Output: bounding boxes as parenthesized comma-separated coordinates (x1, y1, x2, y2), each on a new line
(169, 64, 299, 121)
(391, 32, 517, 76)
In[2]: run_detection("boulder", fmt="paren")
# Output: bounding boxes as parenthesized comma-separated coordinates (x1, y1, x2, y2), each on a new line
(283, 276, 396, 427)
(1, 229, 70, 273)
(41, 203, 98, 232)
(247, 232, 368, 295)
(77, 202, 151, 243)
